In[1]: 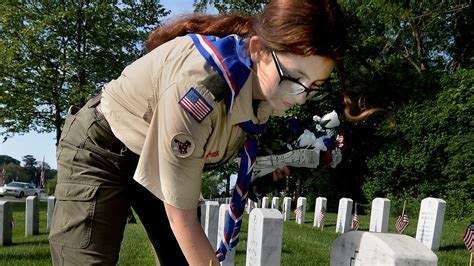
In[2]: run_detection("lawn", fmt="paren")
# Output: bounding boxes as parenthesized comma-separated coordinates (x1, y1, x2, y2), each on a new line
(0, 201, 469, 265)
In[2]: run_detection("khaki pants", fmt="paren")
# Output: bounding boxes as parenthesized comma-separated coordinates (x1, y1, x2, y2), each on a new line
(49, 96, 187, 265)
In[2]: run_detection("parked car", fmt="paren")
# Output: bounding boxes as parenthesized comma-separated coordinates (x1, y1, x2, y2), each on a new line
(0, 182, 41, 198)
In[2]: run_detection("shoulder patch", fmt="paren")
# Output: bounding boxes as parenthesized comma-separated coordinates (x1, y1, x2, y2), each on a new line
(170, 133, 195, 158)
(179, 87, 213, 123)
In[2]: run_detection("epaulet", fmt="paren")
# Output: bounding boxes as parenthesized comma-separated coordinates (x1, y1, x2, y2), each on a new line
(199, 73, 229, 102)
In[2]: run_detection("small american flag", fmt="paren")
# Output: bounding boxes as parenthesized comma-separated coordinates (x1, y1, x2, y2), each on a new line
(179, 88, 213, 123)
(318, 207, 326, 224)
(351, 213, 359, 231)
(0, 165, 5, 186)
(395, 213, 410, 234)
(295, 205, 303, 220)
(463, 222, 474, 253)
(351, 203, 359, 231)
(40, 160, 45, 189)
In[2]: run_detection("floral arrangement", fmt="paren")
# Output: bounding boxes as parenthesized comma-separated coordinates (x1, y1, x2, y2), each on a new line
(251, 110, 345, 179)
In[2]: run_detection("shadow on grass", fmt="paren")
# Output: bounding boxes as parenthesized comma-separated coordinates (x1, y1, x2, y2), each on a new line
(438, 243, 466, 252)
(281, 247, 293, 255)
(3, 251, 52, 262)
(235, 249, 245, 255)
(10, 238, 50, 245)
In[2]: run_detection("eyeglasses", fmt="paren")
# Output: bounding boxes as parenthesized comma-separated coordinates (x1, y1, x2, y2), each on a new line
(271, 50, 331, 101)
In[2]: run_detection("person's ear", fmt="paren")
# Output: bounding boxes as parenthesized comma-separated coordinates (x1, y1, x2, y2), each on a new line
(249, 36, 270, 64)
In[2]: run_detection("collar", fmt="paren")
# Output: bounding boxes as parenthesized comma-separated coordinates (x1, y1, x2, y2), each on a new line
(189, 33, 273, 131)
(230, 74, 273, 126)
(188, 34, 252, 112)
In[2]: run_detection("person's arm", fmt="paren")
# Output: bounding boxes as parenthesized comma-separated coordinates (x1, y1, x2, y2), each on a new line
(164, 202, 220, 266)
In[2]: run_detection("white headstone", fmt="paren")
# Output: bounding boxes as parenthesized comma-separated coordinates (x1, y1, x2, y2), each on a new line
(336, 198, 353, 233)
(271, 197, 279, 210)
(47, 196, 56, 232)
(282, 197, 291, 221)
(313, 197, 327, 228)
(331, 231, 438, 265)
(217, 204, 235, 265)
(262, 197, 269, 209)
(296, 197, 307, 224)
(204, 201, 219, 250)
(200, 202, 207, 230)
(247, 199, 255, 214)
(25, 196, 39, 236)
(369, 198, 391, 233)
(415, 197, 446, 250)
(246, 208, 283, 266)
(0, 201, 12, 246)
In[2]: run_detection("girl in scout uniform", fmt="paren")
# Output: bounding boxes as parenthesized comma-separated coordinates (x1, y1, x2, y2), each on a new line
(49, 0, 366, 265)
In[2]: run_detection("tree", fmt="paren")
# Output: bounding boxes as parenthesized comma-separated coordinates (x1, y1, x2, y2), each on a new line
(193, 0, 263, 14)
(2, 163, 28, 183)
(191, 1, 473, 216)
(364, 69, 473, 219)
(0, 1, 170, 145)
(0, 155, 20, 166)
(201, 162, 239, 198)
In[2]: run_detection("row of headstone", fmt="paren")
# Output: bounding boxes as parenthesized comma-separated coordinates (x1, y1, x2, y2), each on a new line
(0, 196, 56, 246)
(240, 195, 447, 252)
(331, 197, 446, 250)
(330, 197, 440, 265)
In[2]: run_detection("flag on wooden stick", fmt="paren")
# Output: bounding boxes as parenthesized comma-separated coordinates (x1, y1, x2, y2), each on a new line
(351, 203, 359, 231)
(396, 201, 409, 234)
(40, 157, 45, 189)
(319, 206, 326, 225)
(295, 205, 303, 221)
(0, 163, 5, 186)
(463, 222, 474, 253)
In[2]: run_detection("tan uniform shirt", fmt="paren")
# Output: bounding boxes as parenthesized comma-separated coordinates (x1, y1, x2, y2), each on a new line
(101, 36, 273, 210)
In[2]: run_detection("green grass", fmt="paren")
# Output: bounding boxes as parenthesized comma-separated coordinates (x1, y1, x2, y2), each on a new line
(0, 202, 469, 265)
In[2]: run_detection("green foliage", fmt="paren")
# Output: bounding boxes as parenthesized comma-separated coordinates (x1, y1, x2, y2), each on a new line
(201, 172, 226, 198)
(0, 1, 170, 143)
(364, 69, 474, 219)
(0, 155, 20, 166)
(1, 163, 28, 183)
(46, 174, 57, 195)
(193, 0, 263, 14)
(0, 154, 56, 185)
(201, 161, 239, 198)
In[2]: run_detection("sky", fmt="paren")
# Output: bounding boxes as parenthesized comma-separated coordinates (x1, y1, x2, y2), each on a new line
(0, 0, 199, 169)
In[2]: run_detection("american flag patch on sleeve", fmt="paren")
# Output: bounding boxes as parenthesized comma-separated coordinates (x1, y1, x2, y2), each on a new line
(179, 87, 213, 123)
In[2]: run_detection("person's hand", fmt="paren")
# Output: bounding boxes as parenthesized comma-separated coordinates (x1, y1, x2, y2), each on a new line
(272, 166, 290, 181)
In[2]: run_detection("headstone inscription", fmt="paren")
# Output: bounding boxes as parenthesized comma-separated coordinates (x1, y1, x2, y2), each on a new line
(415, 197, 446, 250)
(25, 196, 39, 236)
(246, 208, 284, 266)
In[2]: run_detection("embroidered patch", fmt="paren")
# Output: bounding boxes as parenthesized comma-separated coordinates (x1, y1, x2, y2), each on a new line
(171, 133, 195, 158)
(179, 87, 213, 123)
